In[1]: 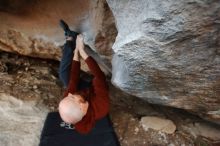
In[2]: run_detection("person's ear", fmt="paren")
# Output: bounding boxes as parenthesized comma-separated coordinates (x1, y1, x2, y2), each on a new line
(80, 101, 89, 113)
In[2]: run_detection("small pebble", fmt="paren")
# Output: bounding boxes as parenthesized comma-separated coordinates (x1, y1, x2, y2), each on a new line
(33, 85, 38, 89)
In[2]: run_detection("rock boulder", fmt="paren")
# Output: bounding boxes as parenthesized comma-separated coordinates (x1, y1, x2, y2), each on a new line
(0, 0, 117, 73)
(107, 0, 220, 123)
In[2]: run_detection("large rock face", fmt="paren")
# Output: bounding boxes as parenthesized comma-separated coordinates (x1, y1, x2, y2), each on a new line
(0, 94, 49, 146)
(0, 0, 220, 124)
(0, 0, 89, 60)
(107, 0, 220, 123)
(0, 0, 117, 73)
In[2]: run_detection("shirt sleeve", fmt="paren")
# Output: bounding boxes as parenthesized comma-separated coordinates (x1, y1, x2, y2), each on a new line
(85, 56, 109, 119)
(63, 60, 80, 97)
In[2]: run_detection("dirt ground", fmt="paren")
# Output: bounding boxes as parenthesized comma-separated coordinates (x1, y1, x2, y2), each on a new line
(0, 51, 220, 146)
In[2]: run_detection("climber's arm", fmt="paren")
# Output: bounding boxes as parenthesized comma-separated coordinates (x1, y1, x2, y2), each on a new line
(63, 48, 80, 97)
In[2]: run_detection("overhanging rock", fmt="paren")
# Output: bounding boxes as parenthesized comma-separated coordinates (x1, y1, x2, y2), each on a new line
(107, 0, 220, 124)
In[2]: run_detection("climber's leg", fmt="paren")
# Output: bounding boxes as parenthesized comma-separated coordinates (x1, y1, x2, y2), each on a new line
(58, 40, 74, 88)
(58, 19, 79, 88)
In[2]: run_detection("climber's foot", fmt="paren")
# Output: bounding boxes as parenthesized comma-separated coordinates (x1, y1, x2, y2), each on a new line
(59, 19, 79, 38)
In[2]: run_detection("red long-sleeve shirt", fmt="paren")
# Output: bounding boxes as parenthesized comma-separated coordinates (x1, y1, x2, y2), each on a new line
(63, 56, 109, 134)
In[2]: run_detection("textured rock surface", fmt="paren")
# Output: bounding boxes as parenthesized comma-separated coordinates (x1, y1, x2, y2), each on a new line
(1, 51, 220, 146)
(0, 0, 89, 59)
(140, 116, 176, 134)
(0, 94, 49, 146)
(0, 0, 220, 125)
(0, 0, 117, 73)
(182, 122, 220, 141)
(107, 0, 220, 123)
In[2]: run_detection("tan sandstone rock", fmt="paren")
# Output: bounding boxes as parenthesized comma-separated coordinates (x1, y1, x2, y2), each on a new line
(0, 0, 116, 74)
(140, 116, 176, 134)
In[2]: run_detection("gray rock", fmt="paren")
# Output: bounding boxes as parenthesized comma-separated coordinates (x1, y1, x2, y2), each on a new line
(0, 93, 49, 146)
(182, 122, 220, 141)
(0, 0, 219, 124)
(107, 0, 220, 123)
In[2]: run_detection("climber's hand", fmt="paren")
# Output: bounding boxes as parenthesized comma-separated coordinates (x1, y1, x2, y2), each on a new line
(77, 34, 88, 60)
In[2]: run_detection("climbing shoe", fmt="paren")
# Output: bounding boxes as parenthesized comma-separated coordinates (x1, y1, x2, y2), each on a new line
(59, 19, 79, 37)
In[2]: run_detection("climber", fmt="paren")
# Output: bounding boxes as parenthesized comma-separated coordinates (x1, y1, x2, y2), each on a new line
(58, 20, 110, 134)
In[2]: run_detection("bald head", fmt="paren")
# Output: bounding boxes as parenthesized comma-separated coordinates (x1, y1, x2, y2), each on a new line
(58, 93, 89, 124)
